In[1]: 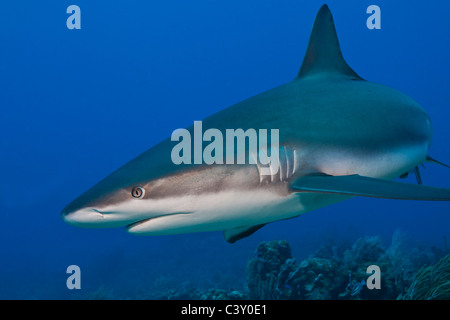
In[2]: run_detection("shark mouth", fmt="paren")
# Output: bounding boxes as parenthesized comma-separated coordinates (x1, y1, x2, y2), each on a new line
(125, 211, 193, 234)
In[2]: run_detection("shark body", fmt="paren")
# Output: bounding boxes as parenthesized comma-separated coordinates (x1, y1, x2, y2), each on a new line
(62, 5, 450, 243)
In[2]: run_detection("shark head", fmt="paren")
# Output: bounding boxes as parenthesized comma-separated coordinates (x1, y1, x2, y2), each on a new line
(61, 5, 448, 243)
(61, 150, 281, 236)
(61, 141, 201, 229)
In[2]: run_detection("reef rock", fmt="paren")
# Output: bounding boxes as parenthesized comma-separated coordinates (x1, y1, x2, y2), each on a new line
(246, 240, 294, 299)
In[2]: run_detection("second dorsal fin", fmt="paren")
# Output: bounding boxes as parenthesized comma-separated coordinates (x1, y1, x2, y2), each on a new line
(298, 5, 362, 80)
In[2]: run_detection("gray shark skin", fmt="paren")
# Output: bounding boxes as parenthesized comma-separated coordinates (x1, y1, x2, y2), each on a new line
(62, 5, 450, 243)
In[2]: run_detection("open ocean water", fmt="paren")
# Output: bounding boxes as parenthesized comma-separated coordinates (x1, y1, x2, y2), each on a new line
(0, 0, 449, 300)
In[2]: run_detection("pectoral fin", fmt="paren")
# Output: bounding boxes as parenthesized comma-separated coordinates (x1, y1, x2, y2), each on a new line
(291, 174, 450, 201)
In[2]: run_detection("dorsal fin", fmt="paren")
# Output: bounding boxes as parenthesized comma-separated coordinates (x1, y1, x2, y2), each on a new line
(298, 5, 362, 80)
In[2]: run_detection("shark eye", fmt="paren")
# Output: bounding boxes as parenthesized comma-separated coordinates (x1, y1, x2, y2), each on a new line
(131, 187, 145, 199)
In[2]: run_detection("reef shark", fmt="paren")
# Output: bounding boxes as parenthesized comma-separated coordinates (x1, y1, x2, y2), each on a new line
(62, 5, 450, 243)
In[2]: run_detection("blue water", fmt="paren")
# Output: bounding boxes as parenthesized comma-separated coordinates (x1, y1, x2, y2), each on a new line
(1, 0, 449, 299)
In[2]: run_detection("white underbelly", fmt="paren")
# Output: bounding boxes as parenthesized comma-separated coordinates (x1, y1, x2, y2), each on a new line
(316, 143, 428, 180)
(126, 189, 350, 236)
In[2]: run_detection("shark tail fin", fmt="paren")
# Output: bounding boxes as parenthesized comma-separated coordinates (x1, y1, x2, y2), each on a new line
(427, 155, 450, 168)
(297, 5, 363, 80)
(413, 166, 423, 185)
(399, 166, 424, 185)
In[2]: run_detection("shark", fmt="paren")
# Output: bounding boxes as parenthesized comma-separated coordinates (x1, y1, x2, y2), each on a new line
(62, 5, 450, 243)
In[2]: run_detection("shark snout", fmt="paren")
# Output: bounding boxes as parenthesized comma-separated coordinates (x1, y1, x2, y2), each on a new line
(61, 194, 169, 228)
(61, 206, 106, 227)
(62, 204, 141, 228)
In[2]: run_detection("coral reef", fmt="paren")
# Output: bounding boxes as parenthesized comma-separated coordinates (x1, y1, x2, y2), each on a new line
(401, 254, 450, 300)
(245, 240, 293, 299)
(343, 235, 384, 271)
(81, 230, 449, 300)
(243, 231, 446, 300)
(74, 285, 116, 300)
(244, 239, 352, 299)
